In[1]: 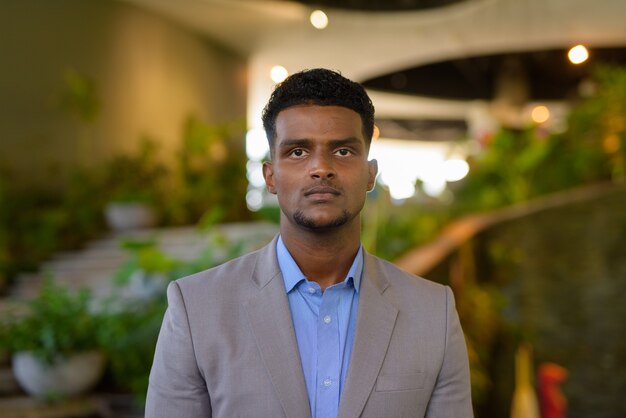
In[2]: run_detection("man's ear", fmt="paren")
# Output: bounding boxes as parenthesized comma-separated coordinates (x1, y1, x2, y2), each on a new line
(367, 159, 378, 191)
(263, 161, 277, 194)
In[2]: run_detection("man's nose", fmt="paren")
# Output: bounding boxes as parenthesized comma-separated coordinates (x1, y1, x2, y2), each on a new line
(309, 153, 336, 179)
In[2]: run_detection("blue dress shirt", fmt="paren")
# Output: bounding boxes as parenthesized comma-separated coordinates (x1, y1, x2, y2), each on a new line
(277, 236, 363, 418)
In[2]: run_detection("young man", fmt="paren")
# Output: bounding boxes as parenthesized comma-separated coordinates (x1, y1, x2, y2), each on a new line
(146, 68, 473, 418)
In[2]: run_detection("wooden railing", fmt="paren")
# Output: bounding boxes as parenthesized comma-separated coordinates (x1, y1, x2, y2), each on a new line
(394, 181, 626, 277)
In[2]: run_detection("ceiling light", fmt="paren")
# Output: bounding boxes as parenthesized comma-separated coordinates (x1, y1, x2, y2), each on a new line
(270, 65, 288, 83)
(443, 159, 470, 182)
(310, 10, 328, 30)
(246, 128, 270, 160)
(531, 105, 550, 124)
(246, 161, 266, 188)
(246, 189, 263, 211)
(568, 45, 589, 64)
(422, 178, 447, 197)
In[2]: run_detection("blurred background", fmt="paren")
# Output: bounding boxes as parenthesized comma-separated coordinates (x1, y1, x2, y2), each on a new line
(1, 0, 625, 417)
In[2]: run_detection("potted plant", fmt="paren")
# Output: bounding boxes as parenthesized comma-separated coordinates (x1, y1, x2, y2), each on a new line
(104, 224, 248, 404)
(0, 279, 116, 399)
(102, 138, 168, 231)
(113, 237, 179, 301)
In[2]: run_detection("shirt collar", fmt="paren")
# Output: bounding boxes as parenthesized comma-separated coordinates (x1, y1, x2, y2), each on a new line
(276, 235, 363, 294)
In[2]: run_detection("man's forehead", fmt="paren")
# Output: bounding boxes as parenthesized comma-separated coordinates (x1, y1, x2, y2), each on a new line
(275, 105, 362, 129)
(269, 105, 369, 156)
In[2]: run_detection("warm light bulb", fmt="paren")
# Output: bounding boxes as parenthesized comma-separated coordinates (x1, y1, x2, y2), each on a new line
(310, 10, 328, 30)
(270, 65, 288, 83)
(568, 45, 589, 64)
(531, 105, 550, 124)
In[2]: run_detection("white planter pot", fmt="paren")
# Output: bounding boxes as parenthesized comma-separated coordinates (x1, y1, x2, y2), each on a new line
(12, 351, 106, 399)
(104, 202, 158, 231)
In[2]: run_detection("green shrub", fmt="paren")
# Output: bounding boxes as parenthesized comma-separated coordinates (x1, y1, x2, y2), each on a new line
(0, 279, 116, 364)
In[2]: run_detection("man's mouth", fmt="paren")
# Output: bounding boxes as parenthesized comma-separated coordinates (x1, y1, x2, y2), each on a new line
(304, 186, 340, 197)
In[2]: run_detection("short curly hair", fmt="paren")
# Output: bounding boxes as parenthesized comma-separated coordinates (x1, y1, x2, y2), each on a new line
(262, 68, 375, 151)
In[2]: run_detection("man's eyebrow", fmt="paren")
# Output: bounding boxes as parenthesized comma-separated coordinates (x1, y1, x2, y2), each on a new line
(278, 138, 312, 148)
(328, 137, 362, 148)
(278, 137, 361, 147)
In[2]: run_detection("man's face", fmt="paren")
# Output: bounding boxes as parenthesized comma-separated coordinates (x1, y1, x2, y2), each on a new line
(263, 105, 378, 231)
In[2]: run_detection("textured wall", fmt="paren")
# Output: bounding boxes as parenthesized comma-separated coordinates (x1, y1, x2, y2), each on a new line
(480, 186, 626, 417)
(421, 185, 626, 417)
(0, 0, 246, 187)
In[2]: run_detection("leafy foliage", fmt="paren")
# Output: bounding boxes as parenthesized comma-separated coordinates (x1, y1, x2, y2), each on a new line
(101, 297, 167, 403)
(163, 116, 249, 225)
(58, 68, 101, 123)
(0, 279, 114, 364)
(0, 118, 249, 284)
(104, 227, 246, 404)
(362, 186, 450, 260)
(454, 65, 625, 215)
(567, 65, 626, 181)
(370, 65, 626, 263)
(100, 137, 169, 204)
(0, 168, 105, 282)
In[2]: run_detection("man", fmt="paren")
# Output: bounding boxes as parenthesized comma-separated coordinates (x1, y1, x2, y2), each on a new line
(146, 68, 473, 417)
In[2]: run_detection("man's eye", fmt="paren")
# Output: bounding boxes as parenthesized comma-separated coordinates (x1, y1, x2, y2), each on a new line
(336, 149, 352, 156)
(291, 149, 306, 157)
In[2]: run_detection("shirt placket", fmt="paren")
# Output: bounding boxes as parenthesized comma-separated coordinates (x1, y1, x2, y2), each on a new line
(315, 287, 341, 418)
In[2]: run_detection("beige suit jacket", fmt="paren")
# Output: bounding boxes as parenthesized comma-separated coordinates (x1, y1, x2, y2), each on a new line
(145, 236, 473, 418)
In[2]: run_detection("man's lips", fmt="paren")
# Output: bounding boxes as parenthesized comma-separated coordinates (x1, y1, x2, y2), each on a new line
(304, 186, 340, 197)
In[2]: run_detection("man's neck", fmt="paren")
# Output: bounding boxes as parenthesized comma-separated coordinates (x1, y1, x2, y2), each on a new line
(280, 221, 361, 291)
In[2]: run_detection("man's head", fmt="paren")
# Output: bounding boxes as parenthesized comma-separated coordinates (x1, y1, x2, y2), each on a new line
(261, 69, 378, 234)
(262, 68, 375, 154)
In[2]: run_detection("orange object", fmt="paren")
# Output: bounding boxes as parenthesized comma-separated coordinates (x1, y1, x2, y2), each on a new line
(538, 362, 568, 418)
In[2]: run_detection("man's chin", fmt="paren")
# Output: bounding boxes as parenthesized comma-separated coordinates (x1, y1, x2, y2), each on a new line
(293, 210, 351, 230)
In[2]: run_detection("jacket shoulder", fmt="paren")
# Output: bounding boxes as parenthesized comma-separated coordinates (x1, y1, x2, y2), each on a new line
(175, 246, 263, 292)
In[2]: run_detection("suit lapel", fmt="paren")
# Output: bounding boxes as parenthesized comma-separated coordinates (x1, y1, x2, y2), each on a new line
(244, 237, 312, 418)
(338, 254, 399, 418)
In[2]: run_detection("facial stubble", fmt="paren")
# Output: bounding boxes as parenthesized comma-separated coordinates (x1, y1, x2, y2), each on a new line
(293, 209, 351, 230)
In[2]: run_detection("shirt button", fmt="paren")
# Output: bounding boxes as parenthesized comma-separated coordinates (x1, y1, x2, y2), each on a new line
(323, 378, 332, 387)
(308, 287, 316, 294)
(323, 315, 332, 324)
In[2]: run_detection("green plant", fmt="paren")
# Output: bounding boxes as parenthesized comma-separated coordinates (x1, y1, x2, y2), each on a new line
(0, 278, 116, 364)
(367, 65, 626, 263)
(105, 223, 246, 403)
(58, 68, 100, 123)
(165, 116, 248, 224)
(0, 166, 106, 282)
(101, 297, 166, 405)
(567, 65, 626, 182)
(362, 186, 451, 260)
(101, 137, 168, 204)
(113, 238, 179, 287)
(113, 216, 245, 288)
(452, 66, 626, 217)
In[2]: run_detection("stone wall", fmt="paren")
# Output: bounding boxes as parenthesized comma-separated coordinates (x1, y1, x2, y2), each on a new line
(423, 184, 626, 417)
(483, 186, 626, 417)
